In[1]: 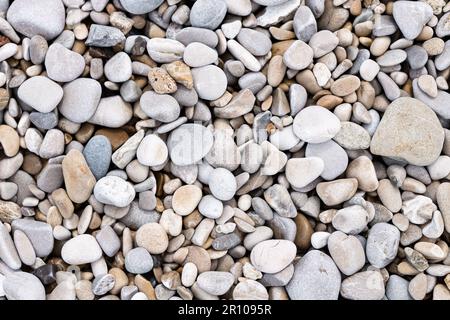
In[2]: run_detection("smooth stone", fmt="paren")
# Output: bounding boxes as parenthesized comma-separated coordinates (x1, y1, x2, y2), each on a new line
(140, 91, 180, 123)
(436, 41, 450, 71)
(214, 89, 256, 119)
(192, 65, 227, 100)
(328, 231, 365, 276)
(29, 112, 58, 130)
(331, 75, 361, 96)
(333, 121, 371, 150)
(237, 28, 271, 56)
(198, 195, 223, 219)
(136, 134, 168, 167)
(269, 125, 301, 151)
(39, 129, 64, 159)
(264, 184, 296, 218)
(285, 157, 324, 189)
(89, 96, 133, 128)
(190, 0, 227, 30)
(175, 27, 219, 48)
(346, 156, 379, 192)
(413, 79, 450, 120)
(250, 240, 296, 274)
(83, 136, 111, 180)
(386, 275, 412, 300)
(359, 59, 380, 82)
(293, 106, 341, 143)
(286, 250, 341, 300)
(136, 223, 168, 254)
(370, 97, 444, 166)
(340, 271, 385, 300)
(62, 150, 96, 204)
(293, 5, 317, 42)
(45, 43, 85, 82)
(172, 185, 202, 216)
(167, 124, 214, 166)
(283, 40, 313, 70)
(0, 222, 21, 269)
(11, 219, 53, 257)
(257, 0, 301, 27)
(85, 24, 125, 47)
(402, 195, 436, 224)
(393, 1, 433, 40)
(376, 49, 407, 67)
(196, 271, 234, 296)
(18, 76, 62, 113)
(305, 140, 348, 180)
(233, 280, 269, 300)
(332, 205, 369, 235)
(120, 0, 164, 14)
(183, 42, 218, 67)
(366, 222, 400, 268)
(119, 201, 160, 229)
(3, 272, 45, 300)
(406, 45, 428, 70)
(92, 274, 115, 296)
(7, 0, 65, 40)
(95, 226, 120, 257)
(94, 176, 135, 208)
(59, 78, 102, 123)
(125, 247, 154, 274)
(309, 30, 339, 58)
(104, 52, 132, 83)
(316, 178, 358, 206)
(61, 234, 102, 265)
(209, 168, 237, 201)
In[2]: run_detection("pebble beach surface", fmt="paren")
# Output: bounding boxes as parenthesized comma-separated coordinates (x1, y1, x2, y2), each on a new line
(0, 0, 450, 301)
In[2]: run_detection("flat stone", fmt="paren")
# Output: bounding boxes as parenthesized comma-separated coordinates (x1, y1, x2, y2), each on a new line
(366, 222, 400, 268)
(95, 225, 120, 257)
(7, 0, 65, 40)
(61, 234, 102, 265)
(183, 42, 218, 67)
(62, 149, 96, 204)
(340, 271, 385, 300)
(309, 30, 338, 58)
(192, 65, 227, 100)
(140, 91, 180, 123)
(104, 52, 132, 83)
(190, 0, 227, 30)
(59, 78, 102, 123)
(18, 76, 63, 113)
(11, 219, 53, 257)
(332, 205, 369, 235)
(136, 134, 168, 167)
(328, 231, 365, 276)
(233, 280, 269, 300)
(83, 136, 112, 180)
(147, 38, 185, 63)
(29, 112, 58, 130)
(393, 1, 433, 40)
(89, 96, 133, 128)
(94, 176, 135, 208)
(283, 40, 313, 70)
(0, 222, 21, 269)
(293, 5, 317, 42)
(250, 239, 296, 274)
(386, 275, 412, 300)
(316, 178, 358, 206)
(286, 250, 341, 300)
(125, 247, 154, 274)
(167, 124, 214, 166)
(86, 24, 125, 47)
(263, 184, 296, 218)
(285, 158, 324, 189)
(45, 43, 85, 82)
(120, 0, 164, 14)
(370, 97, 444, 166)
(197, 271, 234, 296)
(3, 272, 45, 300)
(305, 140, 348, 180)
(209, 168, 237, 201)
(293, 106, 341, 143)
(237, 28, 271, 56)
(135, 222, 168, 254)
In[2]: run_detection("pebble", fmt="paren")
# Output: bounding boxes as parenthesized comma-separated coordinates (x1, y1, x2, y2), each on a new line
(125, 247, 153, 274)
(61, 234, 102, 265)
(11, 219, 53, 258)
(93, 176, 135, 208)
(89, 96, 133, 128)
(184, 42, 218, 67)
(371, 97, 444, 166)
(197, 271, 234, 296)
(286, 250, 341, 300)
(316, 178, 358, 206)
(147, 38, 185, 63)
(293, 6, 317, 42)
(45, 43, 85, 82)
(386, 275, 412, 300)
(293, 106, 341, 143)
(332, 205, 368, 235)
(59, 78, 102, 123)
(283, 40, 313, 70)
(190, 0, 227, 30)
(95, 226, 120, 257)
(86, 24, 125, 47)
(62, 150, 96, 204)
(237, 29, 271, 56)
(136, 223, 168, 254)
(233, 280, 269, 300)
(7, 0, 65, 40)
(140, 91, 180, 123)
(137, 134, 168, 167)
(393, 1, 433, 40)
(13, 230, 36, 266)
(172, 185, 202, 216)
(104, 52, 132, 83)
(3, 272, 45, 300)
(192, 65, 227, 100)
(83, 136, 112, 180)
(340, 271, 385, 300)
(120, 0, 163, 14)
(250, 240, 296, 274)
(208, 168, 237, 201)
(285, 157, 324, 189)
(328, 231, 365, 275)
(366, 222, 400, 268)
(17, 77, 63, 113)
